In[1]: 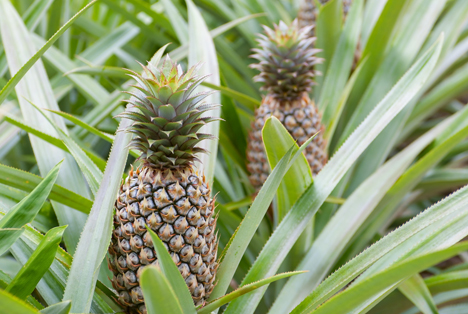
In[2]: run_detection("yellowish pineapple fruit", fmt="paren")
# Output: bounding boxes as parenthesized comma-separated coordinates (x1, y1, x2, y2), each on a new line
(247, 20, 327, 190)
(107, 57, 219, 313)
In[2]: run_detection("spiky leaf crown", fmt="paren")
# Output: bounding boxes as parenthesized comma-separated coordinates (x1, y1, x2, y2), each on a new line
(251, 20, 321, 102)
(120, 56, 218, 169)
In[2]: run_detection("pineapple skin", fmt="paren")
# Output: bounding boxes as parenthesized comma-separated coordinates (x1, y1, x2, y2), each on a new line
(247, 93, 327, 190)
(108, 166, 218, 314)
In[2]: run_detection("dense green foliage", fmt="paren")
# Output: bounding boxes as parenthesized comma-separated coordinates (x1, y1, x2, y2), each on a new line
(2, 0, 468, 313)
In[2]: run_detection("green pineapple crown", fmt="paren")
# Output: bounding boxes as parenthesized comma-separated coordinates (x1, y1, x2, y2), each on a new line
(119, 56, 219, 169)
(251, 19, 321, 102)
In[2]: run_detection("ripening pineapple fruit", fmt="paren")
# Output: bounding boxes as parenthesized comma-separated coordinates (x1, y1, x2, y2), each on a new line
(298, 0, 353, 31)
(107, 56, 219, 314)
(247, 20, 327, 190)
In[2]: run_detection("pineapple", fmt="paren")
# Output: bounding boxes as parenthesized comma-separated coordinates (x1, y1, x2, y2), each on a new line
(107, 56, 219, 313)
(298, 0, 353, 31)
(247, 20, 327, 190)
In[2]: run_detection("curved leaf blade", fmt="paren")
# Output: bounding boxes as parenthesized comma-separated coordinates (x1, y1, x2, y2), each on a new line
(0, 164, 92, 214)
(0, 228, 24, 256)
(146, 227, 196, 314)
(140, 266, 184, 314)
(187, 0, 220, 186)
(6, 226, 66, 300)
(210, 129, 318, 301)
(308, 242, 468, 314)
(198, 271, 306, 314)
(29, 102, 103, 196)
(263, 116, 313, 223)
(0, 0, 97, 105)
(0, 161, 62, 229)
(39, 301, 72, 314)
(0, 289, 39, 314)
(399, 274, 439, 314)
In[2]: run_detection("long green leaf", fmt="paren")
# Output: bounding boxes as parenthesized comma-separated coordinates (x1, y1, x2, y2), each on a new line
(30, 33, 111, 106)
(263, 117, 315, 265)
(0, 161, 61, 229)
(0, 164, 92, 214)
(3, 114, 107, 171)
(0, 228, 24, 256)
(39, 301, 71, 314)
(187, 0, 220, 186)
(399, 274, 439, 314)
(6, 226, 66, 300)
(161, 0, 188, 44)
(405, 61, 468, 138)
(45, 110, 114, 143)
(0, 289, 39, 314)
(341, 0, 446, 192)
(198, 271, 306, 314)
(344, 109, 468, 261)
(319, 0, 363, 114)
(210, 131, 317, 301)
(0, 0, 97, 105)
(306, 242, 468, 314)
(263, 117, 313, 223)
(45, 109, 139, 158)
(146, 227, 196, 314)
(369, 269, 468, 313)
(314, 0, 342, 99)
(29, 102, 103, 196)
(0, 212, 116, 313)
(324, 57, 367, 143)
(140, 266, 184, 314)
(293, 169, 468, 313)
(223, 35, 443, 314)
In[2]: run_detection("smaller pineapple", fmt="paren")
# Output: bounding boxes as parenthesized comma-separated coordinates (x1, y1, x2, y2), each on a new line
(247, 20, 327, 190)
(108, 56, 219, 314)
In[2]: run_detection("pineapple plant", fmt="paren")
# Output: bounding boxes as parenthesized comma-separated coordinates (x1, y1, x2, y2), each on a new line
(107, 57, 219, 313)
(247, 20, 327, 190)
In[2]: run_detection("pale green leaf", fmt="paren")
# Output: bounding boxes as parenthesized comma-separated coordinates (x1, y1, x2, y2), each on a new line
(146, 227, 196, 314)
(0, 0, 97, 105)
(161, 0, 188, 44)
(6, 226, 66, 300)
(187, 0, 220, 186)
(198, 271, 306, 314)
(28, 102, 103, 196)
(0, 228, 24, 256)
(306, 242, 468, 314)
(0, 161, 61, 229)
(0, 289, 39, 314)
(263, 117, 313, 223)
(39, 301, 71, 314)
(140, 266, 184, 314)
(399, 274, 439, 314)
(0, 164, 92, 214)
(319, 0, 363, 114)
